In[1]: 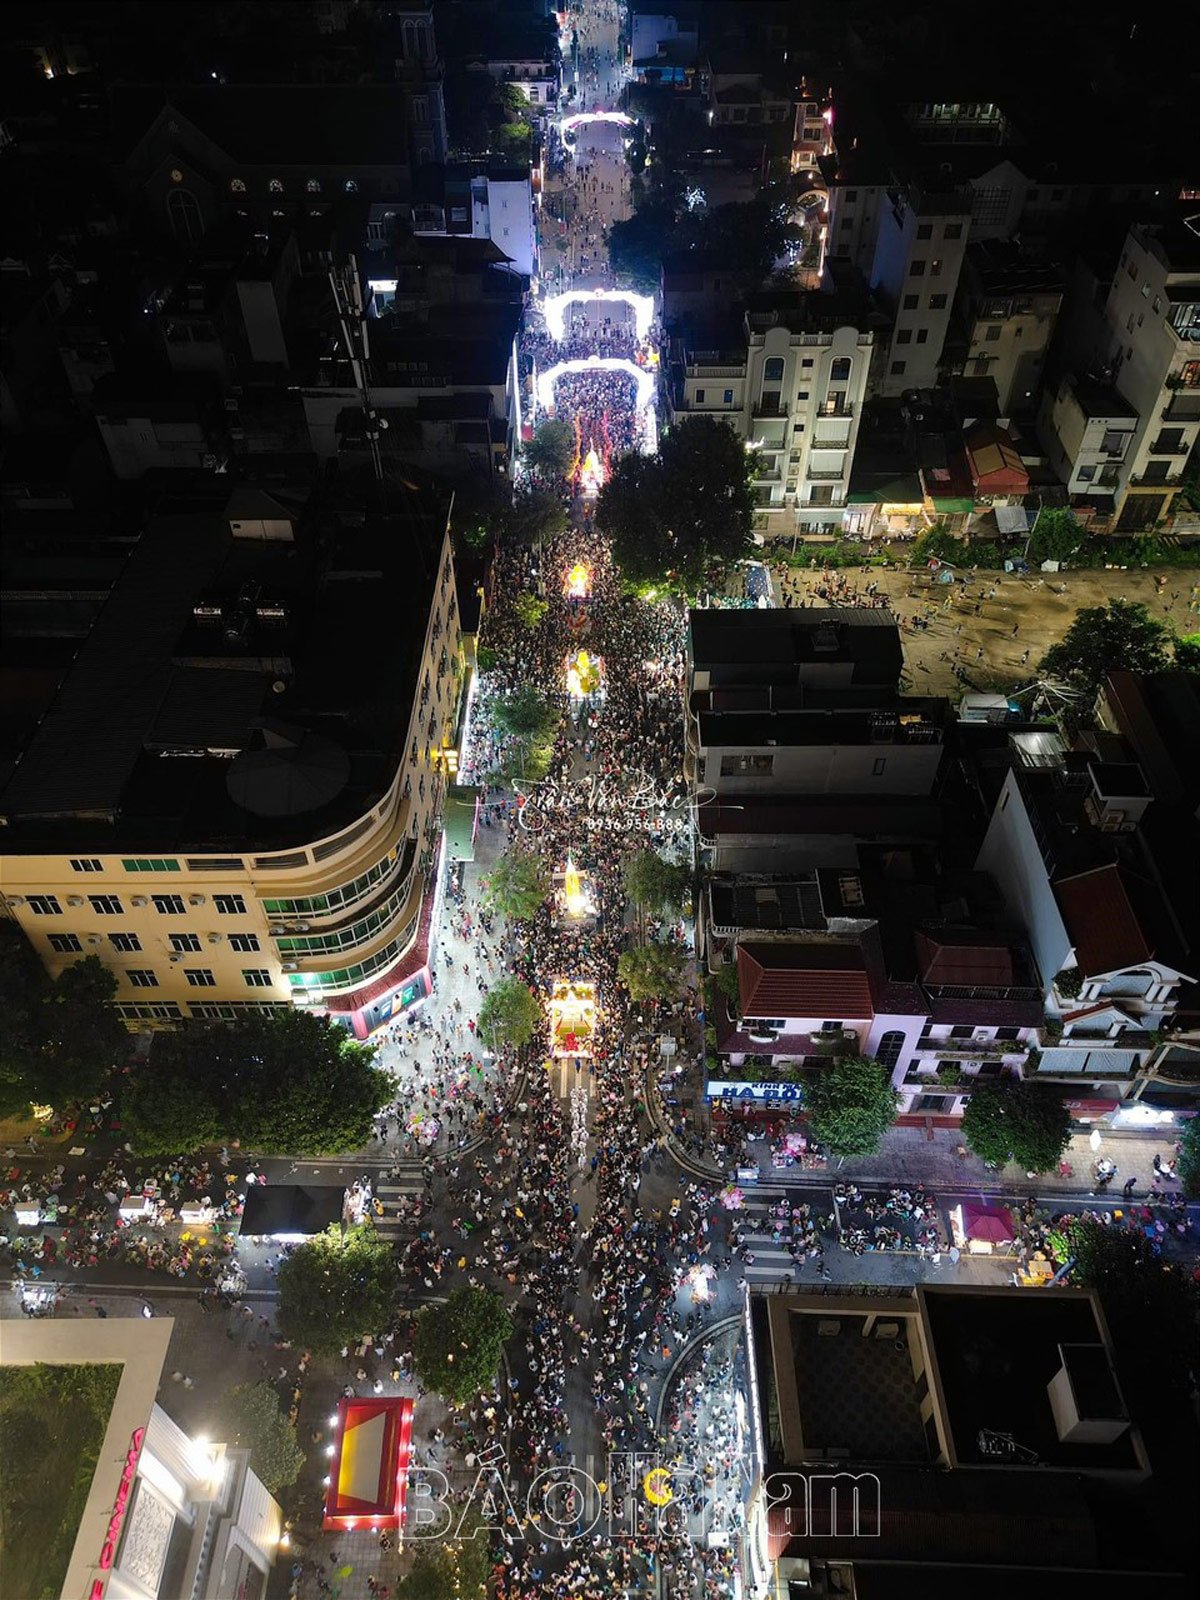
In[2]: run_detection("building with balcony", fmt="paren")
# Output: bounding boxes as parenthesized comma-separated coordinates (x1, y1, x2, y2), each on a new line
(869, 185, 973, 396)
(1037, 374, 1139, 518)
(954, 240, 1063, 412)
(667, 294, 878, 537)
(0, 477, 467, 1039)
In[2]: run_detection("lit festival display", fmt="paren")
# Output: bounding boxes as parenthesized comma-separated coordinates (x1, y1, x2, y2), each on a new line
(565, 648, 603, 700)
(548, 979, 597, 1057)
(323, 1396, 414, 1532)
(564, 562, 592, 600)
(556, 854, 598, 924)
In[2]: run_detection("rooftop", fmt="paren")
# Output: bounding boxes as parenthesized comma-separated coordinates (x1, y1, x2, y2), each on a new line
(708, 874, 826, 932)
(689, 606, 903, 683)
(1054, 862, 1183, 980)
(1066, 374, 1139, 422)
(737, 939, 874, 1017)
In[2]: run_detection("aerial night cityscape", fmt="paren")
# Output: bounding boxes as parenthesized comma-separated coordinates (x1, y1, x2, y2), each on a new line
(2, 2, 1200, 1598)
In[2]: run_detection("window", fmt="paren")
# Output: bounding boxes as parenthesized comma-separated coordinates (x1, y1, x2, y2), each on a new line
(890, 361, 906, 376)
(28, 895, 63, 915)
(165, 188, 203, 245)
(345, 179, 358, 193)
(830, 358, 851, 382)
(840, 217, 853, 231)
(116, 1001, 182, 1021)
(872, 757, 887, 775)
(950, 1025, 975, 1040)
(930, 258, 943, 277)
(996, 1027, 1020, 1041)
(916, 1093, 953, 1113)
(109, 932, 142, 953)
(723, 388, 734, 404)
(719, 754, 774, 777)
(943, 222, 963, 239)
(70, 858, 103, 873)
(49, 933, 82, 953)
(184, 969, 217, 988)
(876, 1030, 905, 1071)
(213, 894, 247, 915)
(821, 1020, 844, 1032)
(801, 357, 813, 368)
(229, 932, 260, 952)
(230, 178, 246, 193)
(909, 259, 926, 277)
(128, 970, 159, 989)
(695, 389, 706, 403)
(985, 324, 1002, 342)
(1077, 465, 1096, 483)
(902, 293, 918, 310)
(916, 223, 932, 240)
(916, 328, 928, 344)
(929, 293, 948, 310)
(845, 190, 858, 203)
(88, 894, 123, 916)
(306, 178, 321, 193)
(121, 858, 180, 873)
(764, 357, 785, 382)
(243, 969, 273, 988)
(169, 932, 202, 953)
(152, 894, 186, 915)
(896, 329, 912, 344)
(268, 178, 284, 193)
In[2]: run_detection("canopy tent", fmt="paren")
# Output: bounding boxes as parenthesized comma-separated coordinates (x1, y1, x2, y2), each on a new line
(324, 1397, 414, 1531)
(239, 1184, 344, 1240)
(951, 1200, 1016, 1255)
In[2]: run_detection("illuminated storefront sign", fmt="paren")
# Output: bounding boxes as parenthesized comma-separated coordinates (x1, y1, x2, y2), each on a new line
(706, 1081, 806, 1104)
(89, 1427, 146, 1597)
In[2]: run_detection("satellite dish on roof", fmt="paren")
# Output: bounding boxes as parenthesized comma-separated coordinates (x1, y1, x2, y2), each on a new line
(226, 722, 350, 817)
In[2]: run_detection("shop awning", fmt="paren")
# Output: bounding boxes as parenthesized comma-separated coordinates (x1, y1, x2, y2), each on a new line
(324, 1397, 414, 1531)
(444, 784, 481, 862)
(962, 1202, 1014, 1243)
(930, 496, 974, 513)
(995, 505, 1030, 534)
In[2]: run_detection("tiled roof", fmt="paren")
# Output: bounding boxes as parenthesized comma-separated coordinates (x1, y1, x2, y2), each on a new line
(737, 941, 874, 1019)
(915, 929, 1014, 987)
(1053, 863, 1155, 978)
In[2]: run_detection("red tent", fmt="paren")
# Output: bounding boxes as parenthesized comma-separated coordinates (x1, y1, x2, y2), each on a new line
(323, 1396, 414, 1531)
(962, 1201, 1015, 1244)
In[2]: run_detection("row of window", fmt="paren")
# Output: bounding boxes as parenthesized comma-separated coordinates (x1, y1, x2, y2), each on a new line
(114, 1001, 286, 1022)
(71, 857, 179, 873)
(28, 893, 248, 916)
(47, 931, 260, 954)
(275, 862, 418, 956)
(126, 969, 273, 989)
(262, 843, 406, 918)
(229, 177, 367, 195)
(287, 916, 419, 995)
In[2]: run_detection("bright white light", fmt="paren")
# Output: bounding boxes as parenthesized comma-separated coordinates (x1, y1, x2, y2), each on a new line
(560, 111, 634, 138)
(537, 357, 655, 415)
(543, 288, 655, 343)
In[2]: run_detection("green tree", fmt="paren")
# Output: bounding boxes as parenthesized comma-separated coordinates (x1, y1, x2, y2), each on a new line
(477, 976, 542, 1052)
(413, 1287, 514, 1406)
(622, 849, 690, 914)
(960, 1078, 1071, 1172)
(395, 1550, 459, 1600)
(0, 924, 53, 1117)
(524, 418, 575, 481)
(216, 1383, 305, 1493)
(1174, 633, 1200, 672)
(39, 958, 127, 1111)
(617, 941, 687, 1002)
(513, 591, 549, 630)
(597, 415, 756, 590)
(1040, 599, 1170, 698)
(502, 488, 569, 547)
(491, 686, 559, 744)
(482, 851, 550, 921)
(121, 1012, 391, 1157)
(1028, 508, 1084, 565)
(607, 198, 681, 289)
(1179, 1116, 1200, 1197)
(911, 525, 966, 566)
(276, 1225, 399, 1355)
(804, 1056, 898, 1159)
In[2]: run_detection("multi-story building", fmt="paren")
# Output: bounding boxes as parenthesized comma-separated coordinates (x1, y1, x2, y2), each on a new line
(667, 294, 877, 537)
(868, 186, 973, 396)
(953, 239, 1063, 412)
(1093, 219, 1200, 530)
(1037, 374, 1140, 518)
(0, 479, 468, 1039)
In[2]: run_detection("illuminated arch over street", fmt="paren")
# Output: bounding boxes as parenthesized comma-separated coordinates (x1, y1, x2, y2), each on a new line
(536, 356, 656, 415)
(543, 288, 655, 342)
(560, 110, 635, 138)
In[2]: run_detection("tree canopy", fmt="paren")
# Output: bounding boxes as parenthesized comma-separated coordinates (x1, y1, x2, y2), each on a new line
(276, 1225, 399, 1355)
(597, 415, 756, 590)
(477, 976, 542, 1052)
(1039, 599, 1170, 698)
(622, 850, 690, 914)
(513, 591, 549, 630)
(413, 1287, 514, 1406)
(216, 1383, 305, 1492)
(491, 686, 559, 743)
(523, 418, 576, 481)
(804, 1056, 898, 1159)
(1027, 508, 1084, 566)
(483, 851, 551, 922)
(1179, 1115, 1200, 1197)
(0, 928, 126, 1118)
(960, 1078, 1071, 1173)
(617, 940, 687, 1002)
(121, 1011, 391, 1156)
